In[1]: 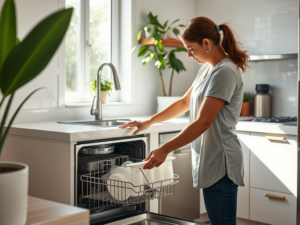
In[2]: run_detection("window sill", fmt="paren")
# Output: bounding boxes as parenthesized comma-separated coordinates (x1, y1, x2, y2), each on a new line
(65, 102, 133, 108)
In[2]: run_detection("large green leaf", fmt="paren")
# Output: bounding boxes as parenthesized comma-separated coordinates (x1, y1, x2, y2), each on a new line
(0, 0, 16, 72)
(138, 45, 149, 57)
(147, 12, 163, 29)
(167, 51, 186, 73)
(0, 8, 73, 97)
(172, 28, 179, 36)
(0, 88, 42, 154)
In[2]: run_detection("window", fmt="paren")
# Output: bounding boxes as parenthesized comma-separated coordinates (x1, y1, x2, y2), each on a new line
(65, 0, 119, 103)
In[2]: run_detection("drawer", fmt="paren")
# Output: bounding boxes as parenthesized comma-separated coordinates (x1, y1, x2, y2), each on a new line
(250, 188, 296, 225)
(249, 133, 297, 195)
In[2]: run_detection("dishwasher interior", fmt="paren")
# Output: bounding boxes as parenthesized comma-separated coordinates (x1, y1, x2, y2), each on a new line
(74, 136, 179, 224)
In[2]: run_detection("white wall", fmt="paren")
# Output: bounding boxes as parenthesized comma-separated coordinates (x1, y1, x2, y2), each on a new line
(1, 0, 297, 124)
(196, 0, 298, 117)
(0, 0, 198, 124)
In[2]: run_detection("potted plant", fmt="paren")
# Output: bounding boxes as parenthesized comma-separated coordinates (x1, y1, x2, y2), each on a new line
(240, 92, 254, 116)
(89, 78, 113, 103)
(0, 1, 72, 224)
(137, 12, 187, 115)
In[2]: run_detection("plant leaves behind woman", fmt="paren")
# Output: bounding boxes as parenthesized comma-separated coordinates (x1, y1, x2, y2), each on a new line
(0, 0, 73, 155)
(243, 92, 254, 102)
(137, 12, 187, 96)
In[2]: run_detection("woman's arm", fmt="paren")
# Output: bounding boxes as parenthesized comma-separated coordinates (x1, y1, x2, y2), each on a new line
(149, 85, 193, 124)
(143, 96, 226, 169)
(119, 85, 193, 135)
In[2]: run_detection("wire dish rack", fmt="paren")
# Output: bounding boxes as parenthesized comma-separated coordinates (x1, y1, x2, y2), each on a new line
(80, 156, 179, 207)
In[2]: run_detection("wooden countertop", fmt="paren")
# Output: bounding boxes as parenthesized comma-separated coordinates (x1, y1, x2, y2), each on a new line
(26, 196, 89, 225)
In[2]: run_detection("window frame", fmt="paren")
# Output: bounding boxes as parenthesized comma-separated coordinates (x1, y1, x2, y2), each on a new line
(65, 0, 120, 104)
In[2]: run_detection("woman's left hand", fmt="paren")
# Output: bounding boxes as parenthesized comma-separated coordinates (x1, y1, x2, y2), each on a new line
(143, 147, 168, 170)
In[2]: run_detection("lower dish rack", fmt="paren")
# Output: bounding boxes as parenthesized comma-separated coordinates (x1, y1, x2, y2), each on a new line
(81, 172, 179, 206)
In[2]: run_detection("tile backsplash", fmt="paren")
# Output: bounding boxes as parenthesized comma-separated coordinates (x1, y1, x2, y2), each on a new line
(196, 0, 298, 117)
(242, 59, 298, 117)
(196, 0, 298, 55)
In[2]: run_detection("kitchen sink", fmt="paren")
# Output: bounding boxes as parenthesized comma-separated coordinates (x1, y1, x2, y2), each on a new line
(58, 119, 132, 127)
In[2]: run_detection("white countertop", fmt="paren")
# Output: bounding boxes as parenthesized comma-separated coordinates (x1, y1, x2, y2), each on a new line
(8, 116, 297, 142)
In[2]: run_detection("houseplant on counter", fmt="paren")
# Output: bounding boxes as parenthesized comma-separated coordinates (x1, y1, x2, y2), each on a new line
(137, 12, 187, 115)
(240, 92, 254, 116)
(89, 78, 113, 103)
(0, 0, 72, 224)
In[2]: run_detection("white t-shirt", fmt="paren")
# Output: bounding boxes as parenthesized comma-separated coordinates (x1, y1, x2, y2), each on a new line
(190, 58, 245, 188)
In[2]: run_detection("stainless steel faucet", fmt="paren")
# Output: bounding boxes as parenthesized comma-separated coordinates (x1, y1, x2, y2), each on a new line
(90, 62, 121, 120)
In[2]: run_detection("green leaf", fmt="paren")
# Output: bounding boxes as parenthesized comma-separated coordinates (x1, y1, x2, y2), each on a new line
(137, 30, 142, 40)
(157, 40, 164, 52)
(144, 26, 151, 33)
(169, 19, 180, 27)
(0, 0, 17, 72)
(175, 47, 187, 52)
(172, 28, 179, 36)
(163, 20, 168, 29)
(147, 12, 163, 29)
(168, 52, 186, 73)
(155, 53, 166, 70)
(153, 33, 161, 41)
(0, 88, 43, 153)
(0, 8, 73, 97)
(141, 53, 154, 65)
(138, 45, 149, 57)
(0, 92, 14, 140)
(178, 24, 185, 27)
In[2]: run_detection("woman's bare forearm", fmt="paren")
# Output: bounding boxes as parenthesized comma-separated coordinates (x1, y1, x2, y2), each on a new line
(148, 86, 193, 125)
(149, 98, 190, 124)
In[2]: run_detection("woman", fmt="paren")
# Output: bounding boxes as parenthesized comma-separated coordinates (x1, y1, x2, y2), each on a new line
(119, 17, 248, 225)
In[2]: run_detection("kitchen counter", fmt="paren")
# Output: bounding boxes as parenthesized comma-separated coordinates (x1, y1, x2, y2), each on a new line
(7, 116, 297, 142)
(26, 196, 89, 225)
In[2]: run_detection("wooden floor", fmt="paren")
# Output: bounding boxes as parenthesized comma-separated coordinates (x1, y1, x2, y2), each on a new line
(194, 213, 270, 225)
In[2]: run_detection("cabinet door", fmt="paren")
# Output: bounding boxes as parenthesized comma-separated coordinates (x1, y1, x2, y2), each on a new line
(249, 133, 297, 196)
(250, 188, 296, 225)
(236, 131, 250, 219)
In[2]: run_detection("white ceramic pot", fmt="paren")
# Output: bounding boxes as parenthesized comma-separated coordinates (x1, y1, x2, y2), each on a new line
(157, 96, 187, 117)
(101, 91, 108, 103)
(0, 162, 28, 225)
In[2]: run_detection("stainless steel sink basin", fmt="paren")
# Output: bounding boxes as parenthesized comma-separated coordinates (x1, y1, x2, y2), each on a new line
(58, 119, 132, 127)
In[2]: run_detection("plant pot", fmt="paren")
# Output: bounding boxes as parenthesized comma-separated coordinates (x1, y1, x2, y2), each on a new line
(101, 91, 108, 103)
(240, 102, 251, 116)
(157, 96, 188, 117)
(0, 162, 28, 225)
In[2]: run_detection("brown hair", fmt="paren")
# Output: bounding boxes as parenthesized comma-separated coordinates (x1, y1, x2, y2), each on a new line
(180, 17, 249, 72)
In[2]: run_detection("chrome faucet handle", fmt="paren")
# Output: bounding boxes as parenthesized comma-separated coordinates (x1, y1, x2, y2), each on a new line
(90, 96, 99, 115)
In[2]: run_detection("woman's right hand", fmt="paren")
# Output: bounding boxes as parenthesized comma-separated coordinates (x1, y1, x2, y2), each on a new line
(119, 119, 152, 136)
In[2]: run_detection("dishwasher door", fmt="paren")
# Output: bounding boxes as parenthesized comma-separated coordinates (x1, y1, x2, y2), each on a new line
(159, 132, 199, 221)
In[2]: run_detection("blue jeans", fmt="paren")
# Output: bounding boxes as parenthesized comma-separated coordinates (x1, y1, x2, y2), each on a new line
(202, 173, 238, 225)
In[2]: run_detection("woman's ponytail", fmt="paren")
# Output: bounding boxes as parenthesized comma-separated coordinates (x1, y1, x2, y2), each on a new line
(180, 17, 249, 72)
(219, 24, 249, 72)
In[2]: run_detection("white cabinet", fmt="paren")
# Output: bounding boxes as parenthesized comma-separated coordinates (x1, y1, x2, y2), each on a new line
(236, 131, 250, 219)
(250, 188, 296, 225)
(248, 132, 297, 225)
(249, 133, 297, 196)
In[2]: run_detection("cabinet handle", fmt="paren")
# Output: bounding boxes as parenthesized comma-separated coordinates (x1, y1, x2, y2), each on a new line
(265, 136, 286, 142)
(265, 193, 285, 200)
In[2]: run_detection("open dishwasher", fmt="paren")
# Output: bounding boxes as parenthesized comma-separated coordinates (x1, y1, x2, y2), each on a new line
(74, 135, 207, 225)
